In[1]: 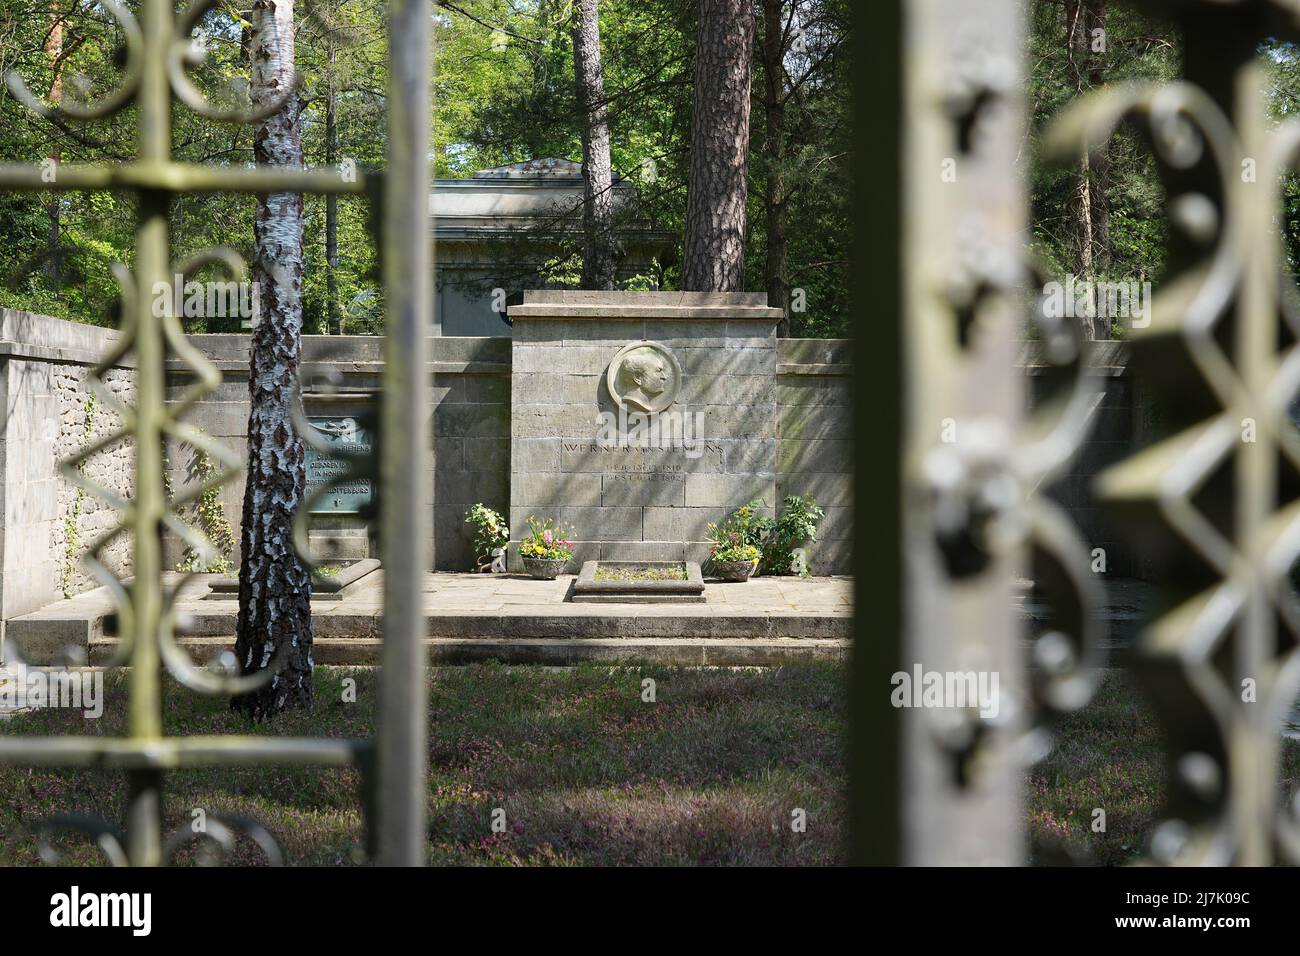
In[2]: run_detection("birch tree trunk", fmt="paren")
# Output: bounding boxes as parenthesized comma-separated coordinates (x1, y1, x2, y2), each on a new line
(234, 0, 313, 719)
(681, 0, 754, 292)
(571, 0, 619, 289)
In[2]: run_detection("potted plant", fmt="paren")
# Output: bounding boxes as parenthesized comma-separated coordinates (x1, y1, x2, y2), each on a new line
(464, 503, 510, 573)
(706, 519, 762, 582)
(518, 516, 575, 579)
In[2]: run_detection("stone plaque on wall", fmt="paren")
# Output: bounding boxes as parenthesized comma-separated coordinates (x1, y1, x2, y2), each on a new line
(305, 415, 373, 513)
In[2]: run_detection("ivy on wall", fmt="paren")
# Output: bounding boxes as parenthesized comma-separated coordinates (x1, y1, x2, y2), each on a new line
(171, 442, 237, 575)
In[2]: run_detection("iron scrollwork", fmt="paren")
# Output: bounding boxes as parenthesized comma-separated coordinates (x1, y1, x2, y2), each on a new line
(0, 0, 428, 866)
(1045, 0, 1300, 865)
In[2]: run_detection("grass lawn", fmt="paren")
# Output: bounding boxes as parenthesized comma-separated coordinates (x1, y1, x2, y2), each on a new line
(1027, 670, 1300, 865)
(3, 664, 1294, 865)
(0, 662, 846, 866)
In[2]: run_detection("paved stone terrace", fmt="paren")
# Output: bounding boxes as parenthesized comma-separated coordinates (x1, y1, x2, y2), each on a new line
(4, 572, 852, 667)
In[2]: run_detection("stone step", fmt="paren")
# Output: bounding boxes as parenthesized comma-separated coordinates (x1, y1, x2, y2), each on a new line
(88, 635, 848, 667)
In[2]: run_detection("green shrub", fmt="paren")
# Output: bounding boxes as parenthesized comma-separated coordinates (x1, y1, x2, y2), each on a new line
(761, 495, 826, 576)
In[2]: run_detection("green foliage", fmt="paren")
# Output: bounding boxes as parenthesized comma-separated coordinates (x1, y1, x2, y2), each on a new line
(175, 446, 237, 576)
(0, 0, 853, 335)
(710, 496, 824, 575)
(0, 0, 385, 332)
(464, 502, 509, 571)
(761, 494, 825, 576)
(1026, 1, 1181, 306)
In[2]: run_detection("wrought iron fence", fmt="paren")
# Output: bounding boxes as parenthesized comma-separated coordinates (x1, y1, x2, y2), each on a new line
(851, 0, 1300, 865)
(4, 0, 1300, 869)
(0, 0, 430, 866)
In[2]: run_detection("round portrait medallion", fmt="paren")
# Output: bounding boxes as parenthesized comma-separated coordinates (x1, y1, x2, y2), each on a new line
(606, 340, 683, 414)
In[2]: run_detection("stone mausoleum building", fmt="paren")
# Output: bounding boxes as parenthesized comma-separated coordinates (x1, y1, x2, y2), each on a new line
(432, 159, 671, 336)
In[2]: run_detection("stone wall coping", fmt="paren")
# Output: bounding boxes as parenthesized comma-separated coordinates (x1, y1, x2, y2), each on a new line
(165, 358, 512, 376)
(521, 290, 771, 306)
(510, 290, 783, 320)
(0, 340, 134, 369)
(508, 304, 786, 320)
(777, 363, 852, 377)
(0, 309, 130, 368)
(4, 311, 856, 376)
(1018, 338, 1129, 375)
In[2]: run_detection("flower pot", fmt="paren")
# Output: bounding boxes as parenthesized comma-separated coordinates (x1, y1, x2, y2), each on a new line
(522, 556, 569, 580)
(712, 559, 755, 582)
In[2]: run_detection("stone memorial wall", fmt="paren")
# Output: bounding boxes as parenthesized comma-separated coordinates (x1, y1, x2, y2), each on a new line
(0, 311, 136, 621)
(776, 338, 853, 574)
(158, 334, 511, 571)
(1, 304, 858, 625)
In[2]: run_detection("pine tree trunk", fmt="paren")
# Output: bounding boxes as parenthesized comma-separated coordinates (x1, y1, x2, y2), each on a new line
(43, 6, 64, 280)
(572, 0, 618, 290)
(325, 53, 341, 334)
(234, 0, 313, 719)
(761, 0, 789, 333)
(1065, 0, 1111, 339)
(681, 0, 754, 292)
(1084, 0, 1110, 275)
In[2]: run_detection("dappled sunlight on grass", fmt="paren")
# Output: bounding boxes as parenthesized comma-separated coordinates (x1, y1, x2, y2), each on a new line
(0, 662, 846, 866)
(1026, 670, 1300, 865)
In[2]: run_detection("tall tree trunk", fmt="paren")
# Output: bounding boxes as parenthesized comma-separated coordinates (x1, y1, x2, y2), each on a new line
(234, 0, 313, 719)
(325, 46, 341, 334)
(43, 5, 65, 280)
(681, 0, 754, 292)
(1065, 0, 1111, 339)
(571, 0, 618, 290)
(761, 0, 789, 333)
(1084, 0, 1110, 274)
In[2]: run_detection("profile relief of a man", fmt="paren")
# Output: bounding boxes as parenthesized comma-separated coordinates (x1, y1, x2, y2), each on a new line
(615, 347, 672, 412)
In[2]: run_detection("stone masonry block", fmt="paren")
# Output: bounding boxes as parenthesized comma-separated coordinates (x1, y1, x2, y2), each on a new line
(642, 506, 719, 542)
(513, 473, 603, 507)
(779, 402, 853, 441)
(684, 474, 775, 508)
(778, 472, 852, 507)
(599, 473, 686, 507)
(464, 437, 509, 471)
(722, 438, 777, 475)
(556, 506, 643, 541)
(511, 437, 560, 474)
(779, 439, 851, 474)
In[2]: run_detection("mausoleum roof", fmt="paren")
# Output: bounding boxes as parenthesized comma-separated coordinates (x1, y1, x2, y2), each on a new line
(431, 157, 642, 242)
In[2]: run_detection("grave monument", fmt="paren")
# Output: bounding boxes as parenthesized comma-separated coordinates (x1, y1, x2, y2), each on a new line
(508, 290, 784, 569)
